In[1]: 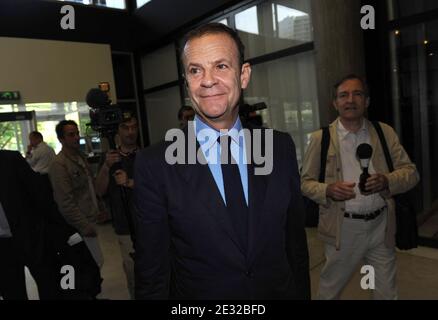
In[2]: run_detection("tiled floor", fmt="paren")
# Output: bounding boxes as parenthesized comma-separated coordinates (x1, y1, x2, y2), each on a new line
(418, 199, 438, 240)
(97, 223, 130, 300)
(419, 213, 438, 239)
(25, 223, 438, 300)
(306, 228, 438, 299)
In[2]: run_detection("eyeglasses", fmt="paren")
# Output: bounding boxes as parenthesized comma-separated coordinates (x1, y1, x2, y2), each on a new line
(336, 91, 366, 100)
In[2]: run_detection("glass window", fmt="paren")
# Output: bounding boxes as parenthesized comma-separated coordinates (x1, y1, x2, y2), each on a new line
(144, 86, 182, 144)
(236, 0, 313, 59)
(136, 0, 151, 8)
(0, 102, 95, 155)
(0, 110, 34, 154)
(389, 20, 438, 219)
(96, 0, 125, 9)
(274, 4, 312, 42)
(236, 6, 260, 35)
(56, 0, 126, 10)
(141, 44, 179, 90)
(58, 0, 92, 4)
(388, 0, 438, 20)
(244, 51, 319, 165)
(218, 18, 229, 26)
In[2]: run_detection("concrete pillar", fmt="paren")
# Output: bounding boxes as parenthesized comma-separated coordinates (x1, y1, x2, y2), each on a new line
(311, 0, 366, 125)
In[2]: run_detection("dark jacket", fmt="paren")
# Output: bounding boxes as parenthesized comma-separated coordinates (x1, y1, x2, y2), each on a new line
(134, 125, 310, 300)
(0, 150, 101, 299)
(0, 150, 48, 265)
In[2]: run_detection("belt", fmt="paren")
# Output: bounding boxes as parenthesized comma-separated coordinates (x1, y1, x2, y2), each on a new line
(344, 206, 387, 221)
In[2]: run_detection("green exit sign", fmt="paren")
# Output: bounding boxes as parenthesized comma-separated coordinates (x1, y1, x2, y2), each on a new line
(0, 91, 21, 102)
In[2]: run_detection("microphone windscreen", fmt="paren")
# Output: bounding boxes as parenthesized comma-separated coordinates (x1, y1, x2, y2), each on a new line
(356, 143, 373, 159)
(86, 88, 109, 108)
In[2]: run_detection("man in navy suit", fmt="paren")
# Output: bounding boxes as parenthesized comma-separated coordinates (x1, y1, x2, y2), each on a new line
(134, 23, 310, 300)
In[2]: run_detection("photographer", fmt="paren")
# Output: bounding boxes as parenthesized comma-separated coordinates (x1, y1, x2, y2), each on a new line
(95, 114, 138, 299)
(177, 105, 195, 129)
(239, 102, 266, 127)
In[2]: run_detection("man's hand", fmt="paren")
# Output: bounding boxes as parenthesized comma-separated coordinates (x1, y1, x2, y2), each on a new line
(326, 182, 356, 201)
(82, 224, 97, 237)
(105, 150, 121, 169)
(362, 173, 388, 195)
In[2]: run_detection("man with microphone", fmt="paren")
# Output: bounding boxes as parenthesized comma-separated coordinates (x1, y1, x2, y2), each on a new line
(301, 74, 419, 299)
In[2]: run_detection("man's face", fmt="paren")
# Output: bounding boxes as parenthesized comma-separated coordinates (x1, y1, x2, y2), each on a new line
(333, 79, 369, 121)
(29, 135, 41, 148)
(60, 124, 80, 150)
(183, 33, 251, 126)
(118, 118, 138, 146)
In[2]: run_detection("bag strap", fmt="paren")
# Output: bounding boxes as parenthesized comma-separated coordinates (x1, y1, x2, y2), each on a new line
(318, 127, 330, 182)
(371, 121, 394, 173)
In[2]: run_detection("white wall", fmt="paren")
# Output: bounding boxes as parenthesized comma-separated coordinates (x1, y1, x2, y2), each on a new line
(141, 43, 179, 89)
(144, 86, 181, 144)
(0, 37, 116, 103)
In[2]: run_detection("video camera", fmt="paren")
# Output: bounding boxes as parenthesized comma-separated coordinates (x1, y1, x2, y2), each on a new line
(86, 82, 124, 137)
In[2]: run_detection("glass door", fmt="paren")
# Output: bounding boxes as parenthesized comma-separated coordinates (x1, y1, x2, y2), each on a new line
(0, 111, 36, 155)
(389, 19, 438, 241)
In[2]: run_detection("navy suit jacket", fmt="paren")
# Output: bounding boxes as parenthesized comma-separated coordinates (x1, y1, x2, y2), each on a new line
(0, 150, 47, 263)
(134, 125, 310, 300)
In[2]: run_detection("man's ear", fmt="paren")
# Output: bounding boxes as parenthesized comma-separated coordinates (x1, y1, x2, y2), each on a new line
(240, 63, 251, 89)
(366, 97, 370, 108)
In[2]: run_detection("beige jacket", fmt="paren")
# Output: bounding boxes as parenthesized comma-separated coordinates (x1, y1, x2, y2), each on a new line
(48, 149, 98, 235)
(301, 118, 419, 249)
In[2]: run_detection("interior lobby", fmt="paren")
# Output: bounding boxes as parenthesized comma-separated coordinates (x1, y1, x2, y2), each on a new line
(1, 0, 438, 301)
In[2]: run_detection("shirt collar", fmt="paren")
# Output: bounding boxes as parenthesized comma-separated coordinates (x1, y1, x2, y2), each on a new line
(337, 118, 367, 140)
(194, 115, 243, 151)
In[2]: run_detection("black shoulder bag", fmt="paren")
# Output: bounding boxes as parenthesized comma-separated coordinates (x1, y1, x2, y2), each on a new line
(303, 127, 330, 227)
(371, 121, 418, 250)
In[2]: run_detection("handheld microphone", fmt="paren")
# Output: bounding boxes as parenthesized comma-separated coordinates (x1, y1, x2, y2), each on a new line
(356, 143, 373, 193)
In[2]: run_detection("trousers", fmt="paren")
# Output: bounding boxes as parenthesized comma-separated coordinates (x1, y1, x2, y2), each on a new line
(318, 208, 397, 300)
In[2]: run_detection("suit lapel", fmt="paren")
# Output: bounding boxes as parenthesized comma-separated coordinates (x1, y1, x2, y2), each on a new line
(243, 126, 269, 265)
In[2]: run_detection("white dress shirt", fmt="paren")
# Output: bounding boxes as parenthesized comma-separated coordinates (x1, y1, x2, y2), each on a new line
(337, 120, 386, 214)
(26, 141, 56, 174)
